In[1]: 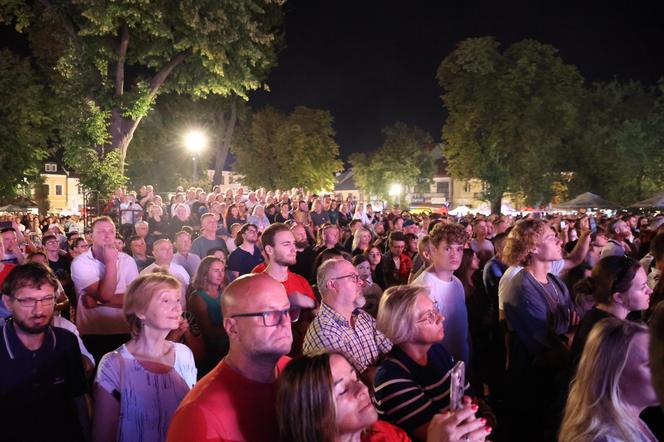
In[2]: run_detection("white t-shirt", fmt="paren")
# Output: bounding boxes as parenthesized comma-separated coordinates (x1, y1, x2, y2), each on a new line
(140, 262, 190, 308)
(52, 316, 95, 367)
(71, 250, 139, 335)
(498, 259, 565, 311)
(96, 343, 196, 442)
(413, 270, 469, 365)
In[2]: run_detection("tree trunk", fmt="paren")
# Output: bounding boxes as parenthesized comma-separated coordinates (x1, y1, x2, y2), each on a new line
(212, 99, 238, 186)
(108, 108, 142, 175)
(491, 193, 503, 215)
(106, 51, 188, 174)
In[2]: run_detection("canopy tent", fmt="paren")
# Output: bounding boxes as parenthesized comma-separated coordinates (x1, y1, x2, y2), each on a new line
(555, 192, 620, 210)
(630, 191, 664, 208)
(449, 205, 470, 216)
(0, 204, 37, 212)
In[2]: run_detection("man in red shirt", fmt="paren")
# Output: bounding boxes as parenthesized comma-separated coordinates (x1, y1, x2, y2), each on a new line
(167, 273, 297, 442)
(259, 223, 317, 356)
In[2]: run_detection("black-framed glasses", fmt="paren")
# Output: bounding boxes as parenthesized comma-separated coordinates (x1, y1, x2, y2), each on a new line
(230, 307, 300, 327)
(416, 300, 440, 325)
(331, 273, 362, 284)
(10, 294, 57, 309)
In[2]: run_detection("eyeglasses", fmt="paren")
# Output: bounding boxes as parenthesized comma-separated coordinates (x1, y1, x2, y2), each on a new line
(10, 294, 56, 308)
(230, 307, 300, 327)
(416, 300, 440, 325)
(331, 273, 363, 284)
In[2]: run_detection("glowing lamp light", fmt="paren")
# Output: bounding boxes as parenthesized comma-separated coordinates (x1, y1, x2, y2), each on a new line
(185, 131, 206, 152)
(389, 183, 403, 197)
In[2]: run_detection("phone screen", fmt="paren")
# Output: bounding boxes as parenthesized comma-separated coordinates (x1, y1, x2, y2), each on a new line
(449, 361, 465, 410)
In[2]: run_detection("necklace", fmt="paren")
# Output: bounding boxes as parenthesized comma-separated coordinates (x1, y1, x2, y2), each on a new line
(529, 271, 561, 304)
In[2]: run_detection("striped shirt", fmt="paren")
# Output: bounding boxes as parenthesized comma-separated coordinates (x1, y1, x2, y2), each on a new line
(373, 343, 468, 433)
(302, 302, 392, 373)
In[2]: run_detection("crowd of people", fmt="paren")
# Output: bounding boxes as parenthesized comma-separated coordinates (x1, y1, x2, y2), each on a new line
(1, 183, 664, 442)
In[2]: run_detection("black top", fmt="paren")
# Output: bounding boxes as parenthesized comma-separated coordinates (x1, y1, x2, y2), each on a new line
(0, 319, 88, 441)
(374, 343, 462, 433)
(569, 307, 612, 369)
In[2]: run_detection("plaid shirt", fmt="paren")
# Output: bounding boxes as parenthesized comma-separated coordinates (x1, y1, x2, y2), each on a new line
(303, 302, 393, 373)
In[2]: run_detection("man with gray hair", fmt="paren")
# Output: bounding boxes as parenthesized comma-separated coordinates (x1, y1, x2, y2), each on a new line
(140, 238, 190, 307)
(302, 258, 392, 375)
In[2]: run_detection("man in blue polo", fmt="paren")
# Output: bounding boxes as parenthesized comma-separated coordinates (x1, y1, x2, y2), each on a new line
(0, 263, 90, 441)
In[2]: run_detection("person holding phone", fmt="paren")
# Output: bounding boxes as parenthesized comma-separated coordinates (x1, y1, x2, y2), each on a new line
(373, 285, 493, 441)
(278, 352, 489, 442)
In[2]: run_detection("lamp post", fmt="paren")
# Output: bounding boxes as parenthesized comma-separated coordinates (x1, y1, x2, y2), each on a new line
(184, 131, 206, 184)
(389, 183, 402, 207)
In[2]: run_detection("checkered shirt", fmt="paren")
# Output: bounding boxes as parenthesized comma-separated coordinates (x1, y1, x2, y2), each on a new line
(303, 302, 393, 373)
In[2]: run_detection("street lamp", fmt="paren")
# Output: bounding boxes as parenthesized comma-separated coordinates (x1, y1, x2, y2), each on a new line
(184, 131, 206, 184)
(389, 183, 402, 207)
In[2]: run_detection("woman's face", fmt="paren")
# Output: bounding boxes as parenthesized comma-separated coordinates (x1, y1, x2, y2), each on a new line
(141, 288, 182, 332)
(619, 333, 658, 410)
(621, 267, 653, 312)
(330, 354, 377, 437)
(367, 247, 382, 266)
(206, 260, 226, 286)
(411, 294, 444, 344)
(176, 206, 188, 219)
(355, 261, 371, 281)
(470, 252, 480, 271)
(231, 206, 239, 217)
(359, 231, 371, 246)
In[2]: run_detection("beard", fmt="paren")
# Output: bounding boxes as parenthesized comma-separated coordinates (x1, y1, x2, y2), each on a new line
(275, 255, 297, 267)
(353, 294, 366, 309)
(13, 315, 50, 334)
(294, 240, 309, 250)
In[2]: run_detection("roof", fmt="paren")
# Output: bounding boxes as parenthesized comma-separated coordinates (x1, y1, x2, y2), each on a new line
(555, 192, 620, 210)
(334, 170, 358, 191)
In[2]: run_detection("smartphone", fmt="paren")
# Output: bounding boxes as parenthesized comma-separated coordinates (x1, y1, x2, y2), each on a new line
(589, 217, 597, 232)
(449, 361, 465, 410)
(560, 220, 566, 229)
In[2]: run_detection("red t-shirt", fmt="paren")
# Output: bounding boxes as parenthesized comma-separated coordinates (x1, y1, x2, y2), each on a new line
(362, 420, 411, 442)
(167, 356, 291, 442)
(0, 264, 16, 287)
(251, 264, 317, 303)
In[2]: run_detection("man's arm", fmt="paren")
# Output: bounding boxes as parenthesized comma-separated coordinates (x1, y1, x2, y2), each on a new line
(74, 395, 92, 441)
(562, 230, 591, 271)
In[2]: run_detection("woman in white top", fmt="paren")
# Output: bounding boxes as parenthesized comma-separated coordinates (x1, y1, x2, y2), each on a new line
(93, 272, 197, 442)
(559, 317, 658, 442)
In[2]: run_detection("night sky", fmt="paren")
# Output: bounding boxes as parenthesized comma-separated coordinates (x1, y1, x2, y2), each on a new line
(249, 0, 664, 160)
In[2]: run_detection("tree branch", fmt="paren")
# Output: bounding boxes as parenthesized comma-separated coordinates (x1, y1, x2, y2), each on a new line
(115, 24, 129, 97)
(148, 51, 188, 97)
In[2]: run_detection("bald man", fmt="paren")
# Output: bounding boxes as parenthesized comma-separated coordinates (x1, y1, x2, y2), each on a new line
(167, 273, 298, 442)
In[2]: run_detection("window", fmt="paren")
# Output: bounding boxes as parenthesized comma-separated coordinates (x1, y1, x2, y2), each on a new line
(436, 181, 449, 195)
(45, 163, 57, 172)
(55, 185, 63, 196)
(464, 181, 471, 193)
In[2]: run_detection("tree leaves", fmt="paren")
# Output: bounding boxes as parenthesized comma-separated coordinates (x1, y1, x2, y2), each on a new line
(437, 37, 585, 210)
(233, 106, 343, 191)
(350, 122, 434, 200)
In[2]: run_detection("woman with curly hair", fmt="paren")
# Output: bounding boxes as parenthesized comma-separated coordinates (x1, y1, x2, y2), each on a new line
(500, 218, 577, 440)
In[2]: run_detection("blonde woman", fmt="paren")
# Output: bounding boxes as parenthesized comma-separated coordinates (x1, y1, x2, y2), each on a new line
(559, 317, 657, 442)
(351, 227, 372, 256)
(373, 285, 491, 441)
(92, 272, 196, 442)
